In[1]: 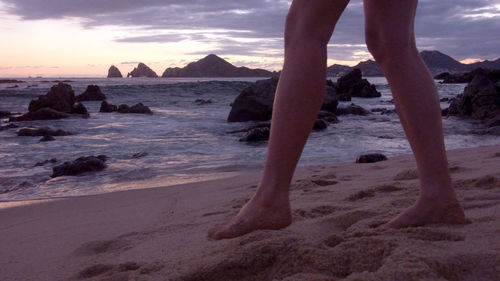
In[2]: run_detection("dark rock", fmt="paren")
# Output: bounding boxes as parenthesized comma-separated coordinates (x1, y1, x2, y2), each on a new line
(39, 135, 55, 142)
(317, 111, 339, 123)
(107, 65, 123, 78)
(34, 158, 58, 167)
(127, 63, 158, 78)
(0, 124, 19, 131)
(335, 68, 381, 99)
(434, 72, 450, 80)
(117, 104, 130, 113)
(313, 119, 329, 131)
(441, 68, 500, 84)
(0, 110, 12, 117)
(227, 122, 270, 134)
(440, 97, 450, 102)
(228, 77, 338, 122)
(6, 85, 18, 89)
(195, 99, 212, 105)
(0, 79, 24, 83)
(486, 126, 500, 135)
(239, 127, 270, 142)
(9, 108, 71, 121)
(99, 101, 118, 113)
(336, 103, 371, 116)
(28, 83, 75, 113)
(446, 75, 500, 119)
(486, 116, 500, 128)
(51, 155, 108, 178)
(356, 153, 388, 163)
(371, 108, 396, 115)
(17, 127, 72, 137)
(117, 103, 152, 114)
(71, 103, 88, 115)
(75, 85, 106, 102)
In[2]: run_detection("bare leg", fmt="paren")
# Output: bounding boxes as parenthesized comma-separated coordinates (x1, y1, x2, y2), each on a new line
(363, 0, 466, 228)
(208, 0, 350, 240)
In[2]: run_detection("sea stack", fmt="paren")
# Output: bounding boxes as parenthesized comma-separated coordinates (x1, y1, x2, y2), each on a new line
(127, 63, 158, 78)
(107, 65, 123, 78)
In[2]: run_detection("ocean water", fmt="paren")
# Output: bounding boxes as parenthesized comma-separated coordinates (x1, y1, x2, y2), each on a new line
(0, 77, 498, 201)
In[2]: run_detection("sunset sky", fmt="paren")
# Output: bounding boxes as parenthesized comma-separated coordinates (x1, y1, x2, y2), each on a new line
(0, 0, 499, 77)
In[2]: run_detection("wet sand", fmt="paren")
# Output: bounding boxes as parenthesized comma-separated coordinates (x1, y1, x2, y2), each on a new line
(1, 145, 499, 281)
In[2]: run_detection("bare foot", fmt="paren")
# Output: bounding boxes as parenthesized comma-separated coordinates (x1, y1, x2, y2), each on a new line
(208, 199, 292, 240)
(386, 195, 468, 228)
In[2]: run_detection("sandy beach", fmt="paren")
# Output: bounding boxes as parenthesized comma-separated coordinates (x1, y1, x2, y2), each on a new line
(1, 145, 499, 281)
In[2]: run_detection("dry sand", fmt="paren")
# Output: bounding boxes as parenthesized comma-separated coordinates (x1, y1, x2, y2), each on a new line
(1, 145, 499, 281)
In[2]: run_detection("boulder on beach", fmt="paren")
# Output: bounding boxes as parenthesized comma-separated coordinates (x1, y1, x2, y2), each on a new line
(127, 63, 158, 78)
(75, 85, 106, 102)
(107, 65, 123, 78)
(117, 103, 153, 114)
(29, 83, 75, 113)
(17, 127, 72, 137)
(11, 83, 89, 121)
(446, 75, 500, 120)
(0, 110, 12, 117)
(99, 101, 118, 113)
(227, 77, 339, 122)
(239, 127, 270, 142)
(336, 103, 371, 116)
(440, 68, 500, 84)
(9, 108, 71, 122)
(313, 119, 329, 131)
(356, 153, 388, 163)
(51, 155, 108, 178)
(336, 68, 381, 99)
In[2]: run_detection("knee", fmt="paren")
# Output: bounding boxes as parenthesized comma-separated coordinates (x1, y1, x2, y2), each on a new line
(284, 10, 334, 49)
(365, 28, 417, 65)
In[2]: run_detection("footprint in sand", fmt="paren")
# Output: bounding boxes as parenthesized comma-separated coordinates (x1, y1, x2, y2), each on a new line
(319, 210, 379, 231)
(73, 239, 129, 256)
(293, 205, 343, 220)
(455, 175, 500, 190)
(346, 184, 403, 201)
(394, 169, 419, 180)
(77, 262, 163, 280)
(401, 227, 465, 242)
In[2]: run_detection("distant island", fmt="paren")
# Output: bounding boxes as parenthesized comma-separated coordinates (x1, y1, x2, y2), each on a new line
(108, 51, 500, 78)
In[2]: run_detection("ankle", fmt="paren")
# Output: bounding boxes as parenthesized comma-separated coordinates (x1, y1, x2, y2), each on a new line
(252, 189, 290, 208)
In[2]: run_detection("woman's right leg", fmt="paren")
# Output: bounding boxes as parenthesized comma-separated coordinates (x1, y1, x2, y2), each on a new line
(363, 0, 467, 228)
(209, 0, 350, 240)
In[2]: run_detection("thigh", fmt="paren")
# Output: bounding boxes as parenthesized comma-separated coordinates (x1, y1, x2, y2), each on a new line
(286, 0, 351, 43)
(363, 0, 418, 45)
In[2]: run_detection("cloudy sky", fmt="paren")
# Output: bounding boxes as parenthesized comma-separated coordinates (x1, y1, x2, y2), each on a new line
(0, 0, 499, 77)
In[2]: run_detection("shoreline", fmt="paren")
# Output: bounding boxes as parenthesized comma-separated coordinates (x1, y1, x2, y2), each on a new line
(1, 144, 499, 280)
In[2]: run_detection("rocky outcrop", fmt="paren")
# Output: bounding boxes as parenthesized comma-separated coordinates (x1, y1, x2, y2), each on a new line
(99, 101, 152, 114)
(162, 54, 275, 78)
(127, 63, 158, 78)
(17, 127, 72, 137)
(0, 110, 12, 117)
(75, 85, 106, 102)
(99, 101, 118, 113)
(28, 83, 76, 113)
(440, 68, 500, 84)
(335, 68, 381, 100)
(446, 75, 500, 120)
(107, 65, 123, 78)
(239, 127, 270, 142)
(0, 79, 24, 84)
(336, 104, 371, 116)
(356, 153, 388, 163)
(9, 108, 71, 122)
(52, 155, 108, 178)
(10, 83, 88, 121)
(227, 77, 338, 122)
(117, 103, 153, 114)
